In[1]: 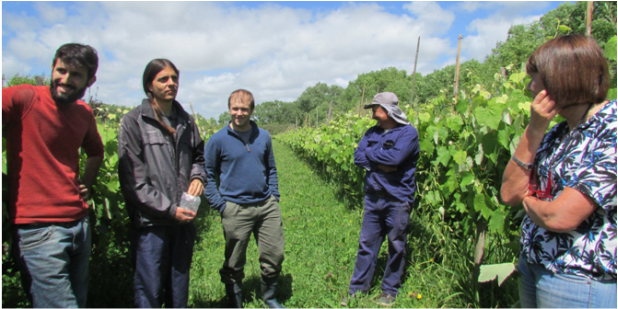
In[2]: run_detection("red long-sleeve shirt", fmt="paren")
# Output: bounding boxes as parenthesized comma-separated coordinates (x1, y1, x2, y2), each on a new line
(2, 84, 104, 224)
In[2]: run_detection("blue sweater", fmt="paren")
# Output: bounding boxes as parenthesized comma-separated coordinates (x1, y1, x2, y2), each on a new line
(204, 121, 280, 212)
(354, 124, 419, 203)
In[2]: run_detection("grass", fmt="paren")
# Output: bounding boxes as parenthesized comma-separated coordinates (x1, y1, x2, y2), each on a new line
(187, 139, 474, 308)
(188, 138, 365, 307)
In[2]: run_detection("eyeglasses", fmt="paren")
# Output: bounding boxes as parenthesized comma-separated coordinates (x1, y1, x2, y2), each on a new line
(528, 168, 554, 199)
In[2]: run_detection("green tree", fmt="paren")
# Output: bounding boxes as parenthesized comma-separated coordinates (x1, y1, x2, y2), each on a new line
(485, 22, 547, 72)
(278, 101, 303, 125)
(253, 100, 284, 124)
(343, 67, 411, 108)
(414, 65, 456, 104)
(297, 82, 343, 114)
(541, 1, 617, 47)
(218, 111, 231, 125)
(3, 74, 49, 88)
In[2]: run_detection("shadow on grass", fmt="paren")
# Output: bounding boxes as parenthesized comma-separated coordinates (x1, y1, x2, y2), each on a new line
(285, 150, 365, 211)
(191, 273, 294, 308)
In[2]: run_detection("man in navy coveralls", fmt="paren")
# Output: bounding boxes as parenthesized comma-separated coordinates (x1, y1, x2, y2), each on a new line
(342, 92, 419, 307)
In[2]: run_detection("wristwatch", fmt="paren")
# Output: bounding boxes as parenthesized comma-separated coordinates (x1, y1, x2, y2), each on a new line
(511, 155, 533, 171)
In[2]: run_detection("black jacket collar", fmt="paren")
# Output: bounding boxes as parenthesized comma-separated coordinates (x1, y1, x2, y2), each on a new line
(139, 98, 190, 124)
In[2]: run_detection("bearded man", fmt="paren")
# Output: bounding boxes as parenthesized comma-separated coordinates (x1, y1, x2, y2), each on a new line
(2, 43, 104, 308)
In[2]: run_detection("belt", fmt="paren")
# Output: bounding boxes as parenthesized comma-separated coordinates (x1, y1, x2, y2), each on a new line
(16, 219, 81, 229)
(372, 190, 389, 198)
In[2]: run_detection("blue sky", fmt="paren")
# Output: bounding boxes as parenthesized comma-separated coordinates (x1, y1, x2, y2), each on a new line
(2, 1, 567, 119)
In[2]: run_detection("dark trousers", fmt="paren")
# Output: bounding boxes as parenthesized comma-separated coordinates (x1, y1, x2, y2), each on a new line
(131, 223, 196, 308)
(348, 194, 411, 296)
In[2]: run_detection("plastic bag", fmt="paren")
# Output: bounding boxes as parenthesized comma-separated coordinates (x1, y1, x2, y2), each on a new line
(179, 192, 201, 213)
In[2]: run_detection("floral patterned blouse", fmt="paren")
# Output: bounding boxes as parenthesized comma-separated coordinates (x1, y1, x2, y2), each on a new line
(520, 100, 617, 281)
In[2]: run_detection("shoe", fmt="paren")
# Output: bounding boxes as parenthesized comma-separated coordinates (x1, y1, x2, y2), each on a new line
(376, 293, 395, 307)
(340, 294, 355, 307)
(261, 281, 285, 308)
(225, 283, 243, 308)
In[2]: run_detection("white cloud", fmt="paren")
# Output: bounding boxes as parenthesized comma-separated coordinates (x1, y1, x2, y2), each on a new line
(455, 1, 554, 14)
(2, 10, 42, 33)
(35, 2, 67, 24)
(1, 1, 554, 119)
(2, 55, 33, 79)
(334, 78, 349, 88)
(403, 1, 456, 35)
(462, 7, 544, 62)
(458, 1, 484, 13)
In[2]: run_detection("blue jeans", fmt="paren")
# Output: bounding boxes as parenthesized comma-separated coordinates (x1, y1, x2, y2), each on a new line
(518, 257, 617, 308)
(348, 194, 411, 296)
(13, 216, 91, 308)
(131, 223, 196, 308)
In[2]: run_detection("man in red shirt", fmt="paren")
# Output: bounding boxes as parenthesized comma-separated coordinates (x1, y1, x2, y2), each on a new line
(2, 43, 104, 308)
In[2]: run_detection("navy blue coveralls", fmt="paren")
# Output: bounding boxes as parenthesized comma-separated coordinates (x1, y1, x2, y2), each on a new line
(349, 123, 419, 297)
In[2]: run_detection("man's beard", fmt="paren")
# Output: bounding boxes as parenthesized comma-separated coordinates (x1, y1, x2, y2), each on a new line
(50, 80, 88, 105)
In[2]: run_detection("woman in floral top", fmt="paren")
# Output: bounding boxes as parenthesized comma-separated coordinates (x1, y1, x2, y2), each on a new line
(501, 35, 616, 308)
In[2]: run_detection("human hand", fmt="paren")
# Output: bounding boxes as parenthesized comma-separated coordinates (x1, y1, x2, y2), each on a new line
(187, 179, 204, 196)
(175, 207, 197, 223)
(529, 90, 560, 134)
(79, 184, 90, 201)
(378, 164, 397, 173)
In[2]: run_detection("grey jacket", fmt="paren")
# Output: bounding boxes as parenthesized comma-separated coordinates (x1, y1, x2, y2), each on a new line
(118, 99, 206, 228)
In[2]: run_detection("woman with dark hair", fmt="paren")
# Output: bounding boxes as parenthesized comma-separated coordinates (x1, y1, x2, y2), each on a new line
(501, 35, 616, 308)
(118, 59, 206, 308)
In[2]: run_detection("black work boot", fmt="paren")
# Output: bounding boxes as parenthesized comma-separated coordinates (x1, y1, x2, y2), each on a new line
(261, 281, 285, 308)
(225, 283, 243, 308)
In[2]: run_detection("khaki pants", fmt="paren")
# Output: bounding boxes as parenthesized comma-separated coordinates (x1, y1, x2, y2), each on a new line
(220, 195, 285, 285)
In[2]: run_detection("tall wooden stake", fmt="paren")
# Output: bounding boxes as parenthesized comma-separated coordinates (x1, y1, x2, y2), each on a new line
(316, 108, 319, 128)
(410, 36, 421, 109)
(454, 34, 463, 104)
(358, 83, 366, 117)
(473, 219, 488, 292)
(585, 1, 594, 36)
(189, 102, 199, 126)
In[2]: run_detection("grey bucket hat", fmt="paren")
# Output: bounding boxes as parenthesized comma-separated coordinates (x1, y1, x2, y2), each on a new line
(363, 92, 410, 125)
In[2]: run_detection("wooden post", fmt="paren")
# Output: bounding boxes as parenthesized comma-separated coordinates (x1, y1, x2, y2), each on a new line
(327, 99, 333, 125)
(410, 36, 421, 108)
(473, 219, 488, 293)
(295, 115, 298, 129)
(358, 83, 366, 117)
(585, 1, 594, 36)
(454, 34, 462, 104)
(189, 102, 199, 126)
(316, 108, 319, 128)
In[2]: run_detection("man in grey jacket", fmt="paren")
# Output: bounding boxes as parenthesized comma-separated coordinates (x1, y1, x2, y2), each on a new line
(118, 58, 206, 308)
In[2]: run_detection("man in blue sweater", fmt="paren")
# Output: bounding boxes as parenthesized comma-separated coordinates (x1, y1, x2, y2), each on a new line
(204, 89, 285, 309)
(342, 92, 419, 307)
